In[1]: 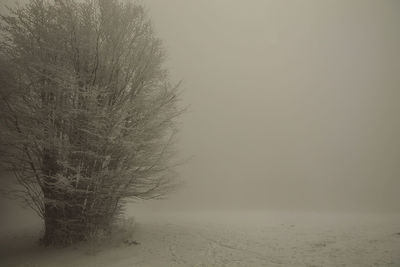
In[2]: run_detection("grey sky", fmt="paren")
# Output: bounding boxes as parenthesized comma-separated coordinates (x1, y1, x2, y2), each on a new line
(144, 0, 400, 212)
(1, 0, 400, 212)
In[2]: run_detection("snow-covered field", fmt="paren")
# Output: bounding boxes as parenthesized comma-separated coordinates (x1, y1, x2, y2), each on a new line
(0, 206, 399, 266)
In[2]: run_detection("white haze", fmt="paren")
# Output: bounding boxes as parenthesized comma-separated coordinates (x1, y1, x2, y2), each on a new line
(1, 1, 400, 266)
(143, 0, 400, 213)
(2, 0, 400, 213)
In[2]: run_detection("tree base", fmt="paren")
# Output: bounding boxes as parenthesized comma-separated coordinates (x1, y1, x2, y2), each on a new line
(40, 214, 113, 247)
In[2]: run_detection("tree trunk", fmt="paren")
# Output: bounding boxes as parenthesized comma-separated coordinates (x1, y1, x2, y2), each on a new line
(41, 188, 116, 246)
(40, 150, 119, 246)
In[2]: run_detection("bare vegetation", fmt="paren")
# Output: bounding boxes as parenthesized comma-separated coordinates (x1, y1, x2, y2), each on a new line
(0, 0, 183, 246)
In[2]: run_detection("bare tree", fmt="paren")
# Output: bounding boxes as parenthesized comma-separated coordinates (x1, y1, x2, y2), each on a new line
(0, 0, 183, 246)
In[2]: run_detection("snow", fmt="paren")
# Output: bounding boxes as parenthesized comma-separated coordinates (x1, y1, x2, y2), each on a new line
(0, 207, 399, 266)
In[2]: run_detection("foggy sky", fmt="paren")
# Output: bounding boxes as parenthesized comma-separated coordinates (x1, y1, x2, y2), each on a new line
(2, 0, 400, 212)
(144, 0, 400, 212)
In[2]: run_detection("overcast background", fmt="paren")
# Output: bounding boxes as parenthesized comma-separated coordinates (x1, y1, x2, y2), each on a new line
(2, 0, 400, 213)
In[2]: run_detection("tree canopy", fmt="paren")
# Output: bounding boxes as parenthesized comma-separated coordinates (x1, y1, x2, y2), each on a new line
(0, 0, 183, 246)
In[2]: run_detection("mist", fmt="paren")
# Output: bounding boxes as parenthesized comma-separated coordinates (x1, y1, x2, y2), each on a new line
(2, 0, 399, 214)
(1, 1, 400, 266)
(131, 0, 400, 213)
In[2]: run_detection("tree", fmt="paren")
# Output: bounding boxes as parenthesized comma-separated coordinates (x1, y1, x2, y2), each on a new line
(0, 0, 183, 246)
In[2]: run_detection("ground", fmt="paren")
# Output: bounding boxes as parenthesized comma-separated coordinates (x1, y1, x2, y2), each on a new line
(0, 204, 399, 266)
